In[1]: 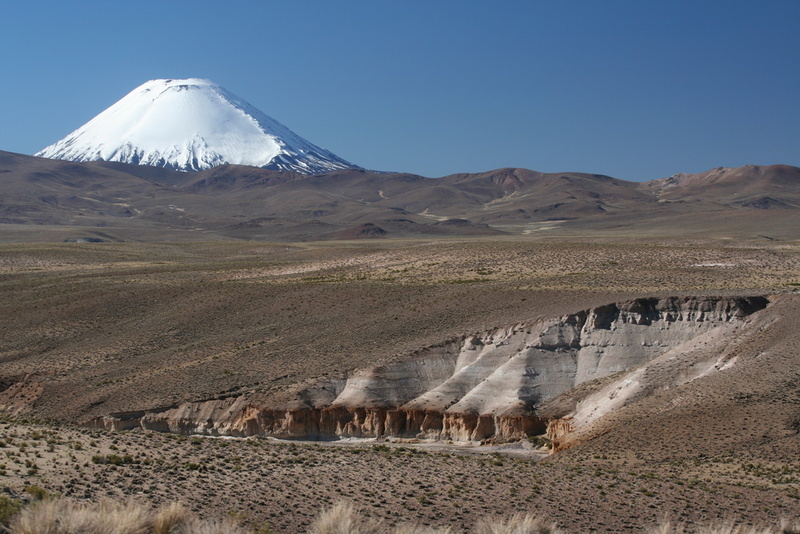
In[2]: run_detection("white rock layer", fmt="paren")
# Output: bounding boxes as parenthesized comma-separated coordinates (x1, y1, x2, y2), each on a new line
(86, 296, 769, 442)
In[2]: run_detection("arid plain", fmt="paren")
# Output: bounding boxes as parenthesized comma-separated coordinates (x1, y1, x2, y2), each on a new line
(1, 234, 800, 532)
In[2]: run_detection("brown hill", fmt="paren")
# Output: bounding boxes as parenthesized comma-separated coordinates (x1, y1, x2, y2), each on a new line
(645, 164, 800, 206)
(0, 151, 798, 241)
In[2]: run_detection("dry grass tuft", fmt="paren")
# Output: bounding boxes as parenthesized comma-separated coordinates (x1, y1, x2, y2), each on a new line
(392, 523, 453, 534)
(646, 521, 684, 534)
(9, 498, 150, 534)
(6, 498, 251, 534)
(8, 498, 61, 534)
(473, 513, 564, 534)
(3, 496, 798, 534)
(308, 502, 453, 534)
(695, 524, 774, 534)
(177, 516, 252, 534)
(308, 502, 382, 534)
(781, 518, 800, 534)
(151, 502, 190, 534)
(650, 521, 794, 534)
(64, 500, 149, 534)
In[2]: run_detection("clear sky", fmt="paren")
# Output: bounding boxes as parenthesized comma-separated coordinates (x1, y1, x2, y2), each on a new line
(1, 1, 798, 181)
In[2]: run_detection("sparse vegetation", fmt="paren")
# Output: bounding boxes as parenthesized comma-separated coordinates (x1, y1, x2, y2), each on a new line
(0, 415, 795, 532)
(0, 240, 799, 531)
(6, 498, 253, 534)
(1, 498, 797, 534)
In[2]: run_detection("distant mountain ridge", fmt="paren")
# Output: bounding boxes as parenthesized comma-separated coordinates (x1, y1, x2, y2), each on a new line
(35, 79, 356, 174)
(648, 164, 800, 196)
(0, 150, 797, 242)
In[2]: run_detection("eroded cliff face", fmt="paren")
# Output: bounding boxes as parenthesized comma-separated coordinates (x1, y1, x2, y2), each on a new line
(89, 403, 547, 442)
(86, 296, 768, 443)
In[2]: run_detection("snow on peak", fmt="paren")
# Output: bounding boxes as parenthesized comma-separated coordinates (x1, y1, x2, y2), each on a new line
(35, 78, 356, 174)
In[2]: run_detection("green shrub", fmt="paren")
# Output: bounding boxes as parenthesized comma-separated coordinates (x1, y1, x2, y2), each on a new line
(22, 485, 49, 501)
(0, 495, 23, 526)
(91, 453, 134, 465)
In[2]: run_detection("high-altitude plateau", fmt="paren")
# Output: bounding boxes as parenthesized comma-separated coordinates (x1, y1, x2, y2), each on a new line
(35, 78, 356, 174)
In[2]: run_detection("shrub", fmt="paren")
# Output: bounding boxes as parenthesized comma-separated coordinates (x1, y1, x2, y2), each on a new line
(0, 494, 23, 527)
(6, 498, 251, 534)
(152, 502, 190, 534)
(393, 524, 452, 534)
(9, 499, 150, 534)
(92, 453, 134, 466)
(781, 518, 800, 534)
(22, 485, 49, 501)
(650, 521, 794, 534)
(3, 496, 797, 534)
(474, 513, 564, 534)
(308, 502, 381, 534)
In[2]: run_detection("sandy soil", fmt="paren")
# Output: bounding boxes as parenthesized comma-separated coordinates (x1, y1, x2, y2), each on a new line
(1, 237, 799, 532)
(0, 420, 797, 533)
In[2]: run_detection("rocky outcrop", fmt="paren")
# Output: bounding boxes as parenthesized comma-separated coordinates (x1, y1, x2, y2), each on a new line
(88, 403, 547, 442)
(546, 418, 574, 453)
(84, 296, 769, 443)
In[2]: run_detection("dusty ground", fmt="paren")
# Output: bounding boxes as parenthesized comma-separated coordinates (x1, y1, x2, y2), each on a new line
(2, 238, 798, 418)
(0, 420, 797, 533)
(1, 237, 800, 531)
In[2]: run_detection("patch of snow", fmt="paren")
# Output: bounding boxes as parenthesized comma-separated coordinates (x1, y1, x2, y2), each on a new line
(36, 78, 356, 174)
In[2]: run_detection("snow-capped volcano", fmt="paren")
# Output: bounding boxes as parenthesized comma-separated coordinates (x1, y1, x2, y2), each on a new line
(35, 78, 356, 174)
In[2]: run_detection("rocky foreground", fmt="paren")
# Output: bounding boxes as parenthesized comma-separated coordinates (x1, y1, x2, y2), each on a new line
(0, 419, 797, 533)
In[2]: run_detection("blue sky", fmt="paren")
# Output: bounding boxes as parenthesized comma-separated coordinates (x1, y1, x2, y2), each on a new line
(1, 1, 798, 181)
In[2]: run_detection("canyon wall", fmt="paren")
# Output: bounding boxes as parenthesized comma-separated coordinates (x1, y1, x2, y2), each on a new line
(87, 296, 769, 443)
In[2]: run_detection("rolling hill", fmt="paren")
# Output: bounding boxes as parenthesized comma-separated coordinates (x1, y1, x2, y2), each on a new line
(1, 151, 797, 242)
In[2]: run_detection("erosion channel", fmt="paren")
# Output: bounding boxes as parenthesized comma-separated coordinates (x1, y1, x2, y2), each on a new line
(88, 296, 769, 446)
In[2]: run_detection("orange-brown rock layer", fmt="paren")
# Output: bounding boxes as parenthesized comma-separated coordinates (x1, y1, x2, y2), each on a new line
(546, 417, 575, 453)
(85, 401, 546, 442)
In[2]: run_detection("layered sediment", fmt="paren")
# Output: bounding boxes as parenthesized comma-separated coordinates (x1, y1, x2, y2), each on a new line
(85, 296, 769, 443)
(89, 403, 546, 442)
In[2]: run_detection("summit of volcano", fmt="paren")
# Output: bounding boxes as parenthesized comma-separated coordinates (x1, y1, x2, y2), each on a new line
(35, 78, 356, 174)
